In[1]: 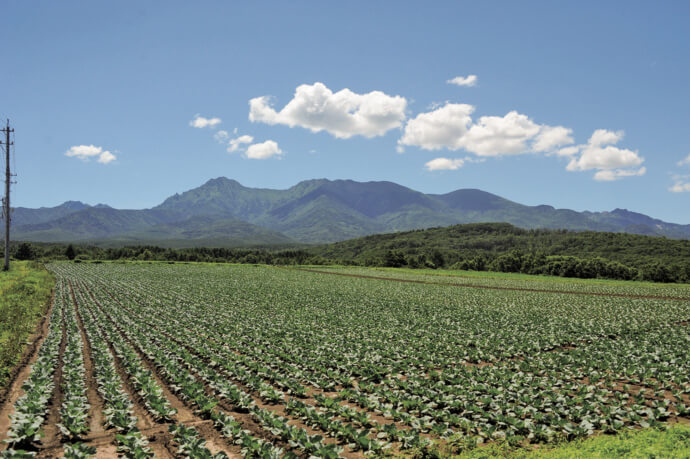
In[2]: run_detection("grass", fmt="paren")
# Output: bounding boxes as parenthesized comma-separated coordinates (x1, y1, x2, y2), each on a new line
(404, 425, 690, 458)
(0, 260, 54, 390)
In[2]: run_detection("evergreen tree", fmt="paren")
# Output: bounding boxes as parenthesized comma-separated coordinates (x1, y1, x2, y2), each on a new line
(65, 244, 76, 260)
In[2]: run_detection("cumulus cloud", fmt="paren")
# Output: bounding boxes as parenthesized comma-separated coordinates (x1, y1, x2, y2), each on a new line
(190, 114, 222, 128)
(245, 140, 283, 159)
(249, 82, 407, 139)
(399, 103, 571, 157)
(228, 135, 254, 153)
(594, 167, 646, 181)
(398, 103, 474, 152)
(556, 145, 580, 157)
(214, 130, 230, 142)
(214, 130, 255, 153)
(447, 75, 478, 87)
(678, 154, 690, 167)
(532, 126, 574, 153)
(566, 129, 645, 180)
(97, 151, 116, 164)
(425, 157, 466, 171)
(400, 103, 644, 180)
(65, 145, 117, 164)
(461, 111, 542, 156)
(588, 129, 623, 147)
(670, 181, 690, 192)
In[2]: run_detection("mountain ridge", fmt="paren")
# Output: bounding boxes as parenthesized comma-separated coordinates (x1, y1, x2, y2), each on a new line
(5, 177, 690, 245)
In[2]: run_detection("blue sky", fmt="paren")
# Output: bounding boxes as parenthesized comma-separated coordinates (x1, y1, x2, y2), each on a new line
(3, 1, 690, 223)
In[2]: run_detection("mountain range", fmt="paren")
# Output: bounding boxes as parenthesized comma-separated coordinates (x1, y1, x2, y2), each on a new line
(5, 177, 690, 246)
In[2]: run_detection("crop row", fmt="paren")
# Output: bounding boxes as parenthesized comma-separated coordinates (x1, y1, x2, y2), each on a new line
(46, 262, 690, 451)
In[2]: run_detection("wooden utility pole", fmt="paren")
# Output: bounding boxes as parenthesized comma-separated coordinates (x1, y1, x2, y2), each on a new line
(1, 119, 14, 271)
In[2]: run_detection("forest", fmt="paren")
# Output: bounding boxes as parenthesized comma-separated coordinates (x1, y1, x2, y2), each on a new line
(5, 223, 690, 283)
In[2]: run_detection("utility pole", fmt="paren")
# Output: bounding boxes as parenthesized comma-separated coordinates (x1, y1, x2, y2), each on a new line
(1, 119, 14, 271)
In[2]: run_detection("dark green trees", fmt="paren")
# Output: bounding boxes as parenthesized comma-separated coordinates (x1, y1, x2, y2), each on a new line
(65, 244, 76, 260)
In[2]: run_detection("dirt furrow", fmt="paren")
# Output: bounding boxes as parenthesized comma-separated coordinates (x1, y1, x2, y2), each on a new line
(97, 286, 383, 458)
(39, 297, 67, 448)
(76, 280, 242, 457)
(69, 281, 177, 458)
(96, 278, 413, 451)
(67, 281, 107, 439)
(84, 281, 370, 456)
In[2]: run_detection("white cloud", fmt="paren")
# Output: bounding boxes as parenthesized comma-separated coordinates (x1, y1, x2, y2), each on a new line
(399, 104, 571, 157)
(594, 167, 646, 181)
(245, 140, 283, 159)
(214, 130, 230, 143)
(97, 151, 116, 164)
(566, 130, 644, 180)
(190, 114, 222, 128)
(588, 129, 623, 147)
(249, 82, 407, 139)
(447, 75, 478, 87)
(398, 103, 474, 152)
(670, 181, 690, 192)
(228, 135, 254, 153)
(65, 145, 116, 164)
(461, 111, 542, 156)
(214, 130, 254, 153)
(532, 126, 574, 153)
(555, 145, 580, 157)
(678, 154, 690, 167)
(564, 130, 645, 181)
(425, 157, 465, 171)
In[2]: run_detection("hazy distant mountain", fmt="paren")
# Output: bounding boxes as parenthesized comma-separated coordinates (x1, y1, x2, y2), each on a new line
(8, 200, 90, 227)
(8, 177, 690, 246)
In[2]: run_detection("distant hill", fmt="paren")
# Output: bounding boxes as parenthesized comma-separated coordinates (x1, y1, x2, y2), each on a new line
(310, 222, 690, 269)
(6, 177, 690, 246)
(9, 201, 90, 227)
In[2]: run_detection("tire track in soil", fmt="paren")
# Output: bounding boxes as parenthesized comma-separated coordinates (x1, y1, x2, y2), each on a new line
(292, 267, 690, 302)
(75, 279, 242, 458)
(0, 292, 55, 448)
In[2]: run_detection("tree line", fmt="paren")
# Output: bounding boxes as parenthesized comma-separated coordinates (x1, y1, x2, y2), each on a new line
(4, 222, 690, 283)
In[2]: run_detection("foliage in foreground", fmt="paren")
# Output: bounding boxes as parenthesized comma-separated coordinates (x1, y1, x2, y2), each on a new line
(0, 261, 54, 390)
(413, 423, 690, 458)
(47, 263, 690, 456)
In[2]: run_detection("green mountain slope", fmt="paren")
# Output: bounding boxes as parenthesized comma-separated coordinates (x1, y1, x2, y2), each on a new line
(2, 200, 90, 227)
(311, 222, 690, 269)
(10, 177, 690, 245)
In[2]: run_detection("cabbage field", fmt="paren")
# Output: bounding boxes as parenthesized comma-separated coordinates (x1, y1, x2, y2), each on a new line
(1, 262, 689, 458)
